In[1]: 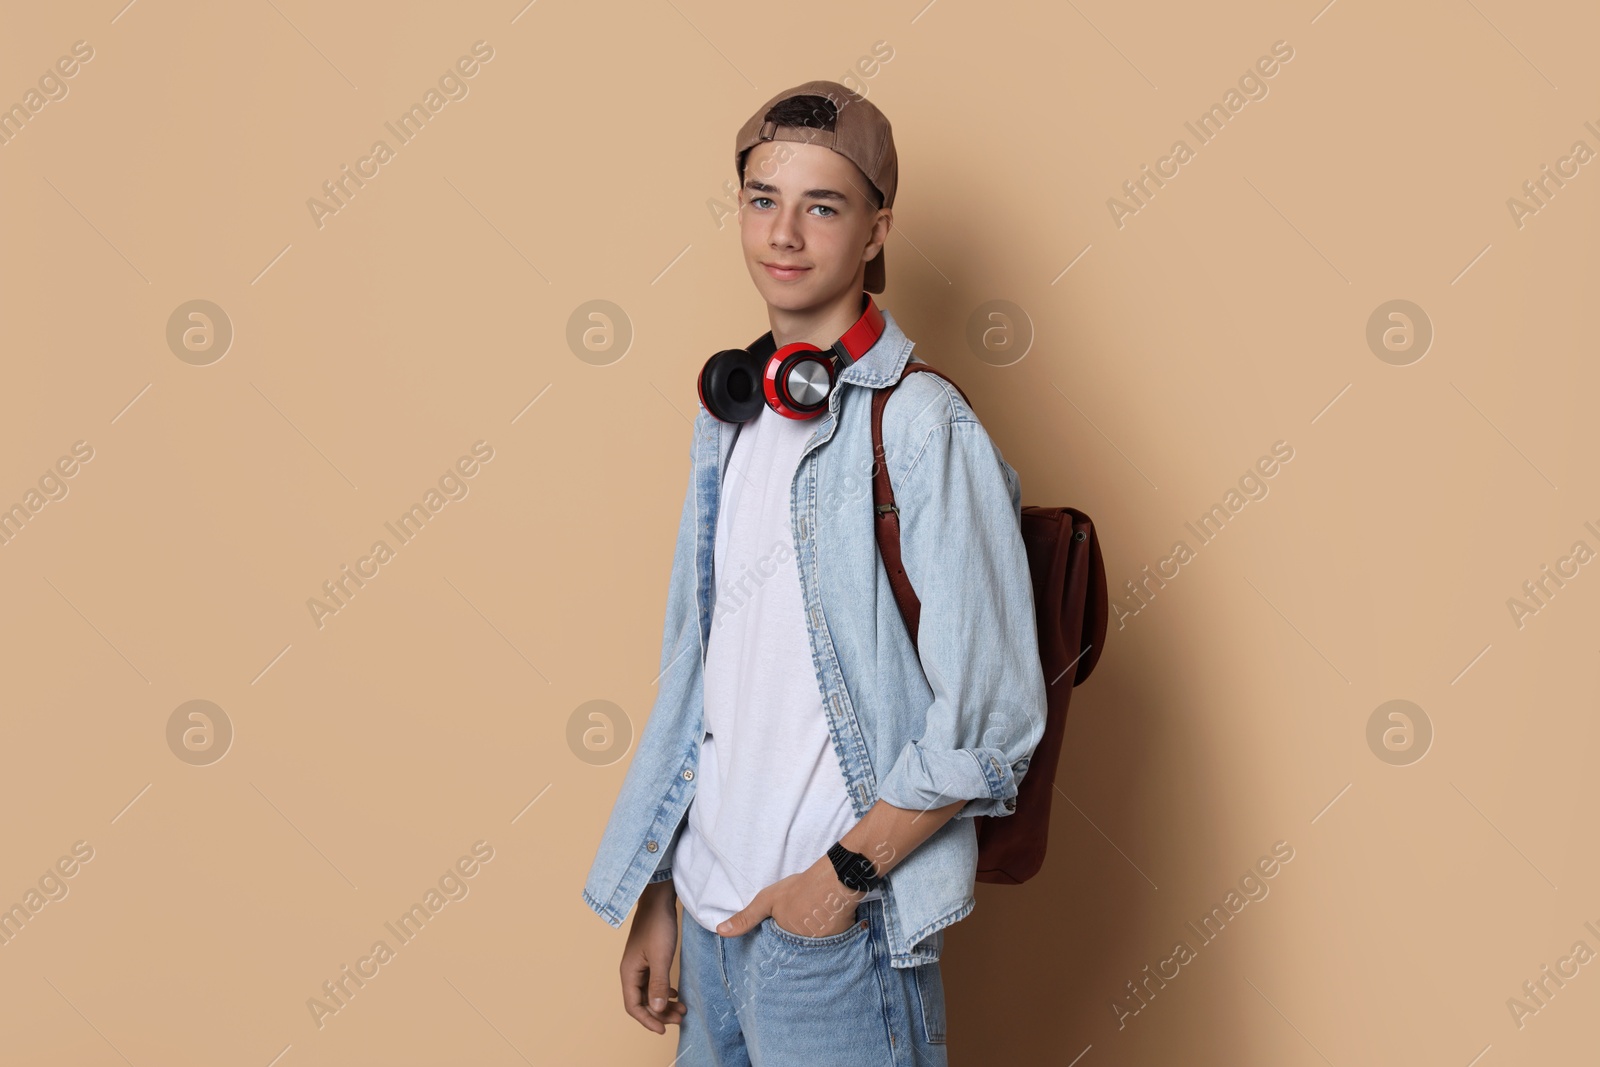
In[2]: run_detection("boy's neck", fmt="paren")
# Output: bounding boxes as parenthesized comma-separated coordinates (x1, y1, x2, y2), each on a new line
(768, 286, 872, 352)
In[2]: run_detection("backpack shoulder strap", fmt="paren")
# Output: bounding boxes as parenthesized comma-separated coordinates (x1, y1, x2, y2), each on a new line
(870, 364, 969, 653)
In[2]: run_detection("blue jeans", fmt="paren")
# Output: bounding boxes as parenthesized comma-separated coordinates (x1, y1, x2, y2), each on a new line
(675, 896, 948, 1066)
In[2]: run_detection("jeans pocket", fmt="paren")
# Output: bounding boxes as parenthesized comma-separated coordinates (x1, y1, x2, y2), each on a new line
(913, 961, 947, 1045)
(761, 914, 871, 950)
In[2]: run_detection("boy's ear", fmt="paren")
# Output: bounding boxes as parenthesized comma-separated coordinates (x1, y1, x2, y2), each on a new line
(867, 208, 892, 253)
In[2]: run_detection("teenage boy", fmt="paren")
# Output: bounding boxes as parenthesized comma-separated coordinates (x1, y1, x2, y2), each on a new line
(581, 80, 1047, 1066)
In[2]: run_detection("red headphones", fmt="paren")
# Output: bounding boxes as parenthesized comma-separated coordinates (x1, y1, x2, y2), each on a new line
(697, 294, 886, 423)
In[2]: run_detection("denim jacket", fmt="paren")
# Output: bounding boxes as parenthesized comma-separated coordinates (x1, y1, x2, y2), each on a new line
(580, 308, 1048, 968)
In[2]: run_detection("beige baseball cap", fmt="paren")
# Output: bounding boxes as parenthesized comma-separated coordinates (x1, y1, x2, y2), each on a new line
(734, 80, 898, 294)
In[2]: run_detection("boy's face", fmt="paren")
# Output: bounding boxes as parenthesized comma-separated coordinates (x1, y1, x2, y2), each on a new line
(738, 140, 890, 312)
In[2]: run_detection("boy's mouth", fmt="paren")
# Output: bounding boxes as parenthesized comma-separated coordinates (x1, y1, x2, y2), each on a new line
(762, 262, 811, 280)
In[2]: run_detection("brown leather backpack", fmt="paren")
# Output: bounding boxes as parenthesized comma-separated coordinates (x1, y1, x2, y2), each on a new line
(870, 364, 1109, 885)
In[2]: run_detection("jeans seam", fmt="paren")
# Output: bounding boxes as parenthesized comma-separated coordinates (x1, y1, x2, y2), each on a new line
(867, 906, 899, 1065)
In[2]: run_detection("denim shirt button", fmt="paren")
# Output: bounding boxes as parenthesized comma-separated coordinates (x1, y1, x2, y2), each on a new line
(798, 518, 808, 540)
(1003, 798, 1016, 812)
(646, 840, 658, 853)
(682, 769, 694, 781)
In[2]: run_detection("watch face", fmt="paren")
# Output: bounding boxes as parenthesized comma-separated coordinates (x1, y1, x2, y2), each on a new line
(845, 853, 876, 888)
(831, 843, 875, 890)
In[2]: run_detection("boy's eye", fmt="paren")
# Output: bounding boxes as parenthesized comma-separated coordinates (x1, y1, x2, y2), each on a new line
(745, 196, 836, 217)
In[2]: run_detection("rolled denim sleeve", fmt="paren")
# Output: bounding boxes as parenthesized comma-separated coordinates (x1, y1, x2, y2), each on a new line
(873, 416, 1048, 819)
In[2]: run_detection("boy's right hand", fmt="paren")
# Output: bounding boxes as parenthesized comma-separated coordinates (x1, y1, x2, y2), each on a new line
(620, 881, 687, 1033)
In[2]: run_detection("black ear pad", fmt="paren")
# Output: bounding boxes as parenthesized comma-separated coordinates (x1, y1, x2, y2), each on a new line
(699, 348, 766, 423)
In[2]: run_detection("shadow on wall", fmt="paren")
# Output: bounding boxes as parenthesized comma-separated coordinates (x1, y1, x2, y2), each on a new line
(943, 602, 1241, 1062)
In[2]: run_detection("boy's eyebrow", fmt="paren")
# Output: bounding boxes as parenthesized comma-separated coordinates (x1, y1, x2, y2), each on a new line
(743, 179, 851, 203)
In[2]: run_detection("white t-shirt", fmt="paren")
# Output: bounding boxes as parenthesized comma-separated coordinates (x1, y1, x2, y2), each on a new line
(672, 403, 878, 931)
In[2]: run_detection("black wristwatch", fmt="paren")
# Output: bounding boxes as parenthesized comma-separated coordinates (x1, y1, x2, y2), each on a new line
(827, 841, 882, 893)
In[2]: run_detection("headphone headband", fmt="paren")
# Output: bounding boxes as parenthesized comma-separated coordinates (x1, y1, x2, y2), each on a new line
(745, 293, 884, 370)
(832, 293, 886, 365)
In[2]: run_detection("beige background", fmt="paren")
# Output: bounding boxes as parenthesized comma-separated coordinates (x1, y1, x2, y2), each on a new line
(1, 0, 1594, 1064)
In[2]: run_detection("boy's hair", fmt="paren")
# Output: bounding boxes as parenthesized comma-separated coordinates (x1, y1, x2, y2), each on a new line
(738, 94, 886, 210)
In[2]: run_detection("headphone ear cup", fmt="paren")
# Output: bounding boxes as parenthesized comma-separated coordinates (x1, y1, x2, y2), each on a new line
(699, 348, 766, 423)
(765, 344, 833, 419)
